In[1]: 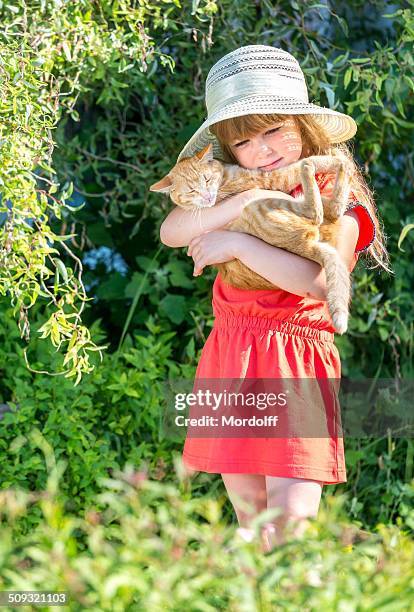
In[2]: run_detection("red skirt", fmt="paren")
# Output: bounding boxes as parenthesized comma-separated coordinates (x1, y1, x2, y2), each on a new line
(182, 272, 347, 485)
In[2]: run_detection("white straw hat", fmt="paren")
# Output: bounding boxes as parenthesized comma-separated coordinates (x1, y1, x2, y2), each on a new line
(176, 45, 357, 162)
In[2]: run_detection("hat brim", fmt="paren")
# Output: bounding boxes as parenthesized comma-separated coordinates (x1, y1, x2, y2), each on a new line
(176, 96, 357, 162)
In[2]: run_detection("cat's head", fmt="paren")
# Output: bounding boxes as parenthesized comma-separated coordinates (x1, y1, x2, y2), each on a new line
(149, 144, 224, 209)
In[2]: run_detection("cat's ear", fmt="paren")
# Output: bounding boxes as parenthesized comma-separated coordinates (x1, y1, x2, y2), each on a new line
(149, 175, 172, 194)
(195, 144, 214, 162)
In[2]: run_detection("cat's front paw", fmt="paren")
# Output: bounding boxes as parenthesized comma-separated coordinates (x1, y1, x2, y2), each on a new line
(334, 156, 354, 178)
(342, 159, 354, 180)
(336, 159, 354, 184)
(301, 159, 316, 177)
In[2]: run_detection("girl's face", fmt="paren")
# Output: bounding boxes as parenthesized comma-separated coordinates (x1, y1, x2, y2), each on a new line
(228, 117, 303, 171)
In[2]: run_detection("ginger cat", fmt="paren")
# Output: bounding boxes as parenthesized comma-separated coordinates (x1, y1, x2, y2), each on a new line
(151, 144, 354, 334)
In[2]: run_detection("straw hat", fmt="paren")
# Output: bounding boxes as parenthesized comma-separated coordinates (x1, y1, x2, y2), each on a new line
(176, 45, 357, 162)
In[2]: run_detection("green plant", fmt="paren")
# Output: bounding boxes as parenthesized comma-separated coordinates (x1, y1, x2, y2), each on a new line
(0, 461, 413, 610)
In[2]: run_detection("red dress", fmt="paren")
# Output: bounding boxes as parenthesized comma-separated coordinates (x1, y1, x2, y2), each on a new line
(182, 173, 376, 484)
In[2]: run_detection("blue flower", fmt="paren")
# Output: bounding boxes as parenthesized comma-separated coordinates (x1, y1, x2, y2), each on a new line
(82, 246, 129, 275)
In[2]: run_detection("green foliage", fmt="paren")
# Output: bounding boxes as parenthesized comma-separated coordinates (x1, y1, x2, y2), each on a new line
(0, 464, 413, 609)
(0, 0, 216, 383)
(0, 300, 195, 528)
(0, 32, 107, 385)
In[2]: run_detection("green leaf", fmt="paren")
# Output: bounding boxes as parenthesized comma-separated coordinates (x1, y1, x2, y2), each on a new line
(334, 15, 349, 37)
(185, 337, 195, 359)
(378, 327, 389, 342)
(53, 258, 69, 283)
(403, 75, 414, 92)
(124, 272, 151, 298)
(385, 78, 395, 99)
(320, 83, 335, 107)
(135, 255, 159, 273)
(395, 95, 406, 118)
(346, 449, 365, 467)
(159, 294, 186, 324)
(165, 261, 193, 289)
(350, 57, 371, 64)
(117, 246, 163, 354)
(344, 68, 352, 89)
(333, 51, 349, 66)
(383, 108, 414, 128)
(398, 224, 414, 252)
(382, 10, 403, 17)
(62, 41, 71, 61)
(95, 273, 128, 301)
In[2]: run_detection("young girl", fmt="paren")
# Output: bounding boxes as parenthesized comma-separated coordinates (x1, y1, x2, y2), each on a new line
(159, 46, 390, 552)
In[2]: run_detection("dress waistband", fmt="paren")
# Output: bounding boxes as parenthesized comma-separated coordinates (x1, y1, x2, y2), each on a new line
(214, 313, 335, 342)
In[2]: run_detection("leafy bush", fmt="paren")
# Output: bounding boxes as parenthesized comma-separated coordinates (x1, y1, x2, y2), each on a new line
(0, 299, 192, 533)
(0, 464, 413, 610)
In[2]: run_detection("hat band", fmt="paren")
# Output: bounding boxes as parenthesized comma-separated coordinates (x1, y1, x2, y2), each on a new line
(206, 72, 309, 116)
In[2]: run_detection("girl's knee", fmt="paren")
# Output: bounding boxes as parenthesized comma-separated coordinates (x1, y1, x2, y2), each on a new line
(266, 476, 323, 519)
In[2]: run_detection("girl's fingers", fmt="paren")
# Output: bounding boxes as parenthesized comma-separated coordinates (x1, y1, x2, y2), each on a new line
(188, 235, 202, 250)
(187, 240, 201, 257)
(194, 256, 206, 275)
(190, 247, 202, 261)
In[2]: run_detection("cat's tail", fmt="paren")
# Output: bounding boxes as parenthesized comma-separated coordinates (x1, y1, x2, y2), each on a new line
(315, 242, 351, 335)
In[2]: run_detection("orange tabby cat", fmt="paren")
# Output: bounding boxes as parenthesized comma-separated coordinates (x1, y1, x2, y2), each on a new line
(151, 144, 354, 333)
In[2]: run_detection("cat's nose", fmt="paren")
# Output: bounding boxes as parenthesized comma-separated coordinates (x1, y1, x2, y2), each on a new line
(202, 193, 212, 203)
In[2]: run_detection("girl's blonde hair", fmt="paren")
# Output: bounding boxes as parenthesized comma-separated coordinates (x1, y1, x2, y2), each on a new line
(210, 114, 392, 273)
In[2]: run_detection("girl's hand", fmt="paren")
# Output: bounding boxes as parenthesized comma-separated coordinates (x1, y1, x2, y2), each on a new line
(187, 230, 244, 276)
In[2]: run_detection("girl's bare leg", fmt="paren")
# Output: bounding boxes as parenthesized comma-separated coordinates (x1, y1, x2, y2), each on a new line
(221, 473, 278, 551)
(221, 473, 323, 553)
(263, 476, 324, 551)
(221, 473, 267, 528)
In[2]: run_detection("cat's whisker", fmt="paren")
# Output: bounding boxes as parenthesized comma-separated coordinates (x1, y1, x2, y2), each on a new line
(190, 206, 199, 223)
(198, 207, 205, 230)
(189, 207, 201, 233)
(191, 205, 204, 232)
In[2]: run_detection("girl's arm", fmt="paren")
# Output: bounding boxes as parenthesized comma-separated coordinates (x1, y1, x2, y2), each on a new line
(188, 210, 360, 301)
(233, 236, 329, 300)
(232, 212, 360, 300)
(159, 189, 276, 248)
